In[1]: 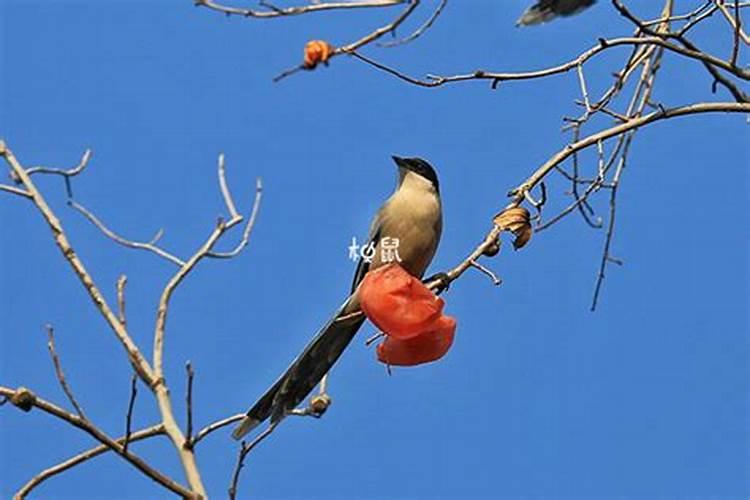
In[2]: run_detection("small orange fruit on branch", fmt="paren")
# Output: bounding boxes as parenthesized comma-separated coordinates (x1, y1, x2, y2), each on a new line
(303, 40, 335, 70)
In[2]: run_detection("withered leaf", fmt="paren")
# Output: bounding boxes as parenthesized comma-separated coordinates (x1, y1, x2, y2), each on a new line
(493, 207, 532, 250)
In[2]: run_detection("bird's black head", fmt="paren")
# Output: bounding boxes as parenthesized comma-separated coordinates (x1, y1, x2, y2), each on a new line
(391, 156, 439, 192)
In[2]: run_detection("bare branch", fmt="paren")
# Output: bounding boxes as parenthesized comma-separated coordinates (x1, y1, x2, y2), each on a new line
(1, 143, 156, 386)
(587, 24, 667, 307)
(336, 0, 420, 54)
(611, 0, 749, 102)
(68, 199, 185, 267)
(44, 324, 86, 418)
(217, 154, 241, 223)
(123, 374, 138, 453)
(208, 177, 263, 258)
(511, 101, 750, 202)
(365, 331, 386, 346)
(352, 35, 749, 89)
(643, 1, 713, 28)
(576, 63, 593, 112)
(228, 424, 278, 500)
(0, 386, 193, 499)
(266, 0, 417, 81)
(149, 217, 228, 496)
(2, 142, 214, 496)
(192, 413, 245, 445)
(379, 0, 447, 47)
(718, 1, 750, 45)
(469, 260, 502, 285)
(153, 219, 228, 379)
(25, 149, 92, 179)
(14, 424, 165, 500)
(0, 183, 32, 198)
(185, 361, 195, 449)
(116, 275, 128, 326)
(376, 103, 749, 311)
(194, 0, 405, 18)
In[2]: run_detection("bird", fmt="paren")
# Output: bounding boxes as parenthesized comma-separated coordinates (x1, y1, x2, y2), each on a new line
(516, 0, 596, 26)
(232, 156, 444, 439)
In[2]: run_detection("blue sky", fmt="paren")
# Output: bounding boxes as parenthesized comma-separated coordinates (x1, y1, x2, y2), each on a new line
(1, 1, 748, 499)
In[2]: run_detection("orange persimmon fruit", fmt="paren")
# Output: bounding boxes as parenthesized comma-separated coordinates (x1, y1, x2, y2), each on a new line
(376, 315, 456, 366)
(303, 40, 334, 69)
(359, 263, 457, 366)
(359, 264, 444, 340)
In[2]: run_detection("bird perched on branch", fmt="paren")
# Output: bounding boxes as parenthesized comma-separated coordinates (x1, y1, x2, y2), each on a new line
(517, 0, 596, 26)
(233, 156, 443, 439)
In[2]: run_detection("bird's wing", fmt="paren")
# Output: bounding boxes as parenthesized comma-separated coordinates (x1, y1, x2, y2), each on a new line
(350, 210, 383, 293)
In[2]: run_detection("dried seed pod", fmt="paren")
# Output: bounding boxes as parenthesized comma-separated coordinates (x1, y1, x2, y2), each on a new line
(482, 238, 501, 257)
(310, 394, 332, 415)
(10, 387, 36, 412)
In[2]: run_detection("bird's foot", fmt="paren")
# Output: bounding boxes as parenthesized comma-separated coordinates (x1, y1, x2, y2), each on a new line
(423, 272, 451, 294)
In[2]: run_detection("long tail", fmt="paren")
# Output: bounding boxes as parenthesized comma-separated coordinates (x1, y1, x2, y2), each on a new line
(232, 298, 366, 439)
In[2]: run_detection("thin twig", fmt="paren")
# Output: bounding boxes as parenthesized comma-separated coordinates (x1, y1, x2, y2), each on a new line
(116, 275, 128, 326)
(379, 0, 447, 47)
(123, 374, 138, 453)
(185, 361, 195, 448)
(469, 260, 502, 285)
(0, 183, 32, 198)
(192, 414, 245, 445)
(717, 1, 750, 45)
(338, 0, 420, 54)
(217, 154, 241, 222)
(45, 324, 86, 418)
(730, 0, 743, 65)
(510, 102, 750, 203)
(195, 0, 404, 18)
(611, 0, 749, 102)
(577, 64, 592, 112)
(208, 177, 263, 258)
(228, 424, 278, 500)
(68, 199, 185, 267)
(25, 149, 92, 179)
(365, 331, 385, 346)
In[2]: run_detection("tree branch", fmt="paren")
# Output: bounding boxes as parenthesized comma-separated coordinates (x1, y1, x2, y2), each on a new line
(123, 374, 138, 453)
(45, 324, 86, 418)
(14, 424, 166, 500)
(0, 183, 32, 198)
(192, 413, 246, 445)
(0, 142, 156, 386)
(208, 177, 263, 258)
(0, 386, 193, 499)
(352, 34, 749, 88)
(378, 0, 447, 47)
(194, 0, 404, 18)
(228, 424, 278, 500)
(69, 199, 185, 267)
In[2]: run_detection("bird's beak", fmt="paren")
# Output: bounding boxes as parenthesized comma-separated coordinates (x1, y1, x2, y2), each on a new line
(391, 155, 410, 170)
